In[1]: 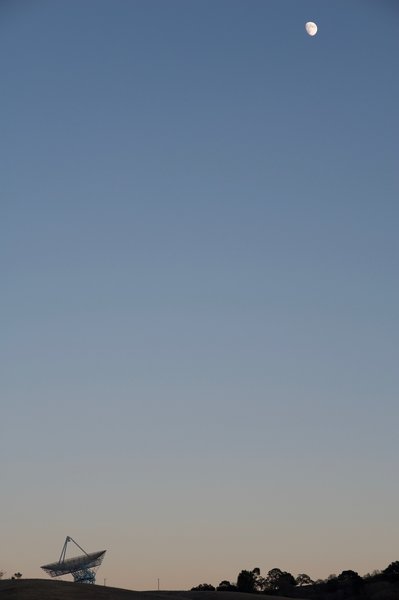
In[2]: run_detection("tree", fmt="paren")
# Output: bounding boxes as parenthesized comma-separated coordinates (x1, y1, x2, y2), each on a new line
(325, 575, 338, 592)
(251, 569, 267, 593)
(384, 561, 399, 577)
(237, 570, 257, 593)
(364, 569, 381, 579)
(337, 570, 362, 584)
(265, 568, 296, 592)
(337, 570, 363, 594)
(216, 580, 237, 592)
(278, 571, 296, 592)
(191, 584, 215, 591)
(265, 568, 284, 591)
(296, 574, 314, 586)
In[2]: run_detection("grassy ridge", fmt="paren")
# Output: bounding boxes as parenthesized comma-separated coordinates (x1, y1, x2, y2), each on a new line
(0, 580, 295, 600)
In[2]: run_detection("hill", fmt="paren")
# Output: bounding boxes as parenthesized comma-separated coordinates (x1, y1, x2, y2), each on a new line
(0, 580, 299, 600)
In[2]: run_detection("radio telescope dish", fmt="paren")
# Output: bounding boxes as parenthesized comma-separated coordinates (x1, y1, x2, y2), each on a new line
(41, 536, 106, 584)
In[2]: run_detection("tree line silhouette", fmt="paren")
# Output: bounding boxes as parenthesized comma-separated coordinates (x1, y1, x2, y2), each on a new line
(191, 561, 399, 598)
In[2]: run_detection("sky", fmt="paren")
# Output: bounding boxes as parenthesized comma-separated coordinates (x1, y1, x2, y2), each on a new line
(1, 0, 399, 591)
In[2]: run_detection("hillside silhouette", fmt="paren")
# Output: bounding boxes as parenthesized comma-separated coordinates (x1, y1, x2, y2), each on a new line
(2, 573, 399, 600)
(0, 580, 298, 600)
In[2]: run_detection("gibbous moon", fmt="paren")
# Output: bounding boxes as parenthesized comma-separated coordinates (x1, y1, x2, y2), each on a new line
(305, 21, 318, 36)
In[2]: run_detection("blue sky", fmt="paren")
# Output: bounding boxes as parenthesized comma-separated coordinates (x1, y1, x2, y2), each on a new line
(1, 0, 398, 590)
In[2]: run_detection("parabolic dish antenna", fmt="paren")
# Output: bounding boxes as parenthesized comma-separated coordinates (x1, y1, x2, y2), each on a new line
(41, 536, 106, 584)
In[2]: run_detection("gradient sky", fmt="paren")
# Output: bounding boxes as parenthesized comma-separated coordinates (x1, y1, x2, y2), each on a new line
(1, 0, 399, 591)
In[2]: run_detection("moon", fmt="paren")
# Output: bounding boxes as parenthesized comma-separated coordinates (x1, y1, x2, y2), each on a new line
(305, 21, 318, 36)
